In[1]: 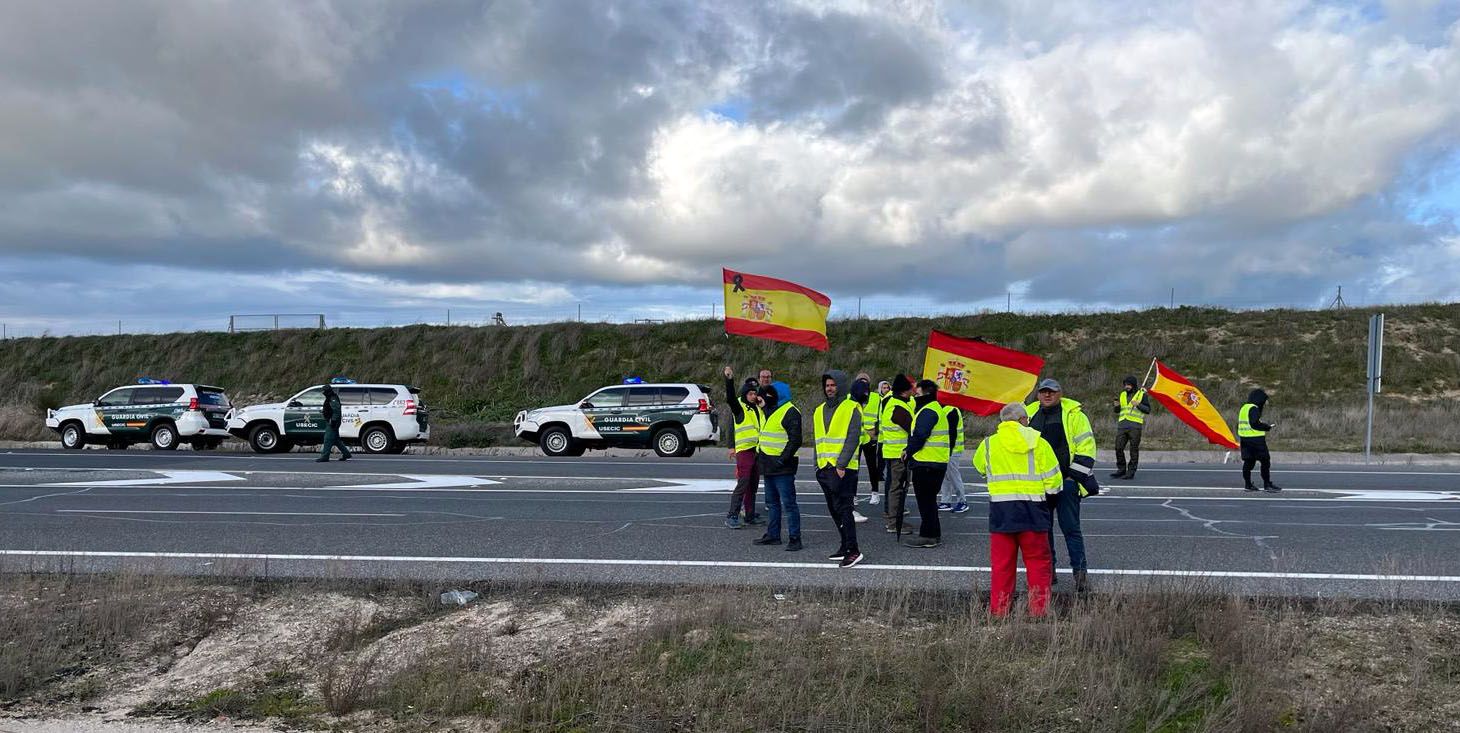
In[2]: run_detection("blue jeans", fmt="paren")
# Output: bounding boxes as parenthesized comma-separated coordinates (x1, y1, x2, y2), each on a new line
(762, 473, 800, 540)
(1048, 478, 1087, 571)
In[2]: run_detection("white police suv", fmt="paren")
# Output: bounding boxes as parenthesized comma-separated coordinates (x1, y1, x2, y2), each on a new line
(514, 380, 719, 457)
(227, 379, 430, 454)
(46, 379, 233, 451)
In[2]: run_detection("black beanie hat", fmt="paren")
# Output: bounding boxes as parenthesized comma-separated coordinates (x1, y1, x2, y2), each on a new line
(916, 379, 939, 394)
(891, 373, 914, 393)
(1123, 375, 1139, 388)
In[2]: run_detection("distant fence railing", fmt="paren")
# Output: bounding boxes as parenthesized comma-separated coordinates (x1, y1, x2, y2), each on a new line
(228, 314, 326, 333)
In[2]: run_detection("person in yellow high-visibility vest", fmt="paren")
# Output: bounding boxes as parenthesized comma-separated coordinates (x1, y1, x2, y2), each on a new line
(971, 402, 1063, 617)
(879, 374, 916, 533)
(722, 366, 764, 529)
(853, 372, 884, 510)
(903, 379, 952, 548)
(1025, 378, 1098, 593)
(814, 370, 864, 568)
(1110, 375, 1151, 480)
(1237, 388, 1281, 492)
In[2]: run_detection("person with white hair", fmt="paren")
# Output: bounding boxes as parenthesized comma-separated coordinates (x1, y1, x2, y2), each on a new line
(971, 402, 1064, 617)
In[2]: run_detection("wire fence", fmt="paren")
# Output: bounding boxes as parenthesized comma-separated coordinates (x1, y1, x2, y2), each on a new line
(0, 287, 1399, 340)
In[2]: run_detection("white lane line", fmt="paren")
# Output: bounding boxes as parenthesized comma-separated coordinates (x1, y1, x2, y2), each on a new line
(54, 510, 404, 517)
(2, 549, 1460, 582)
(329, 474, 501, 489)
(41, 470, 244, 487)
(619, 479, 738, 492)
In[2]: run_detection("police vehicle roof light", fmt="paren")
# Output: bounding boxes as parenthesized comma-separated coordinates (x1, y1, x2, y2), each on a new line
(330, 377, 357, 385)
(623, 376, 645, 384)
(136, 377, 172, 385)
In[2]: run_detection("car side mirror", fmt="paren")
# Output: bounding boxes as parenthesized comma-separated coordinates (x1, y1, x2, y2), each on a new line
(288, 400, 303, 408)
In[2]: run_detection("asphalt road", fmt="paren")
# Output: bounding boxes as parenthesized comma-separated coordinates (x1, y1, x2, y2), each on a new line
(2, 448, 1459, 599)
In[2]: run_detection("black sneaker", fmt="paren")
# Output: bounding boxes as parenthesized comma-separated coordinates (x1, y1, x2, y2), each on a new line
(753, 536, 782, 546)
(828, 548, 847, 560)
(1108, 470, 1126, 479)
(1243, 484, 1260, 492)
(904, 535, 941, 548)
(340, 454, 351, 462)
(1263, 484, 1283, 493)
(743, 514, 765, 526)
(314, 457, 329, 463)
(839, 552, 864, 568)
(786, 538, 803, 552)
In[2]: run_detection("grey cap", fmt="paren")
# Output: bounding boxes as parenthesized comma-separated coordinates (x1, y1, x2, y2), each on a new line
(1037, 378, 1062, 392)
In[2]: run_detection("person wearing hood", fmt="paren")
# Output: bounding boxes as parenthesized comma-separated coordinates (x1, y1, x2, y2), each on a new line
(879, 374, 916, 533)
(814, 370, 865, 568)
(972, 402, 1063, 617)
(1025, 378, 1097, 592)
(1110, 375, 1151, 480)
(723, 367, 765, 529)
(852, 373, 884, 511)
(902, 379, 954, 547)
(753, 382, 803, 551)
(315, 383, 351, 463)
(1237, 388, 1281, 492)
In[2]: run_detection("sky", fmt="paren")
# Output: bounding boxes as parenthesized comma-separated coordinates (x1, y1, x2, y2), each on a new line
(1, 0, 1459, 336)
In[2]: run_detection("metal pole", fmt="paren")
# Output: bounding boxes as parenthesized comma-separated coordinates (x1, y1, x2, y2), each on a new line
(117, 320, 122, 335)
(1170, 288, 1175, 308)
(857, 297, 862, 318)
(577, 304, 582, 321)
(273, 315, 279, 330)
(1365, 313, 1384, 463)
(1006, 292, 1011, 312)
(446, 309, 451, 326)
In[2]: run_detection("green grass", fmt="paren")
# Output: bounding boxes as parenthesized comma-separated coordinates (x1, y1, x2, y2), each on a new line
(4, 303, 1459, 451)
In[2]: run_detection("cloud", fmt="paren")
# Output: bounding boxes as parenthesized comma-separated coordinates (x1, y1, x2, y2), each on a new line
(0, 0, 1458, 333)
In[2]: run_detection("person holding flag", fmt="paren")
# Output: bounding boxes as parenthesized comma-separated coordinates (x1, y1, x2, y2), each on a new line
(1238, 389, 1282, 492)
(1110, 375, 1151, 480)
(722, 366, 764, 529)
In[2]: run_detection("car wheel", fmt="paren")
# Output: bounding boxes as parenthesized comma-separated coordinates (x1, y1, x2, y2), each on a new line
(60, 423, 86, 450)
(249, 424, 282, 454)
(361, 425, 396, 454)
(539, 426, 577, 457)
(652, 427, 687, 458)
(151, 422, 179, 451)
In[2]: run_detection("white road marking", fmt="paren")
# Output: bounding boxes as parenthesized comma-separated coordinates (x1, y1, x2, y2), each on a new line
(619, 479, 738, 492)
(329, 474, 501, 489)
(2, 549, 1459, 582)
(54, 510, 405, 517)
(41, 470, 244, 487)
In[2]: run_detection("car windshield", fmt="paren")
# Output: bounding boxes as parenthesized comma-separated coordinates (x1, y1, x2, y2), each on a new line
(293, 388, 326, 406)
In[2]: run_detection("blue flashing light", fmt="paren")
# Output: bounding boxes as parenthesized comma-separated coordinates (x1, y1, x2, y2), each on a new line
(623, 376, 645, 385)
(136, 377, 171, 385)
(330, 377, 357, 385)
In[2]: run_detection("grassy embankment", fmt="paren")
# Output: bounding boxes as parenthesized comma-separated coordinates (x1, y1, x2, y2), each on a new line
(1, 303, 1458, 452)
(2, 573, 1458, 731)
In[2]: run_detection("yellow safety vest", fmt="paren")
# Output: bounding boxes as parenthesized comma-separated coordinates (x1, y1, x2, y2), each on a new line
(1236, 403, 1266, 438)
(861, 391, 883, 438)
(879, 396, 911, 459)
(1118, 389, 1147, 425)
(912, 401, 951, 464)
(733, 400, 762, 452)
(973, 422, 1064, 504)
(944, 405, 964, 454)
(813, 400, 861, 471)
(757, 402, 794, 456)
(1024, 398, 1097, 461)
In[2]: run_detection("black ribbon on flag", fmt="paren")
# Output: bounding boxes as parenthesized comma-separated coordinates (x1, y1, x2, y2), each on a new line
(731, 273, 746, 293)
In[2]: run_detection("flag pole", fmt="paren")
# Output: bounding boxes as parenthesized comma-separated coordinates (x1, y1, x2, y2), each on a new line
(1140, 357, 1157, 391)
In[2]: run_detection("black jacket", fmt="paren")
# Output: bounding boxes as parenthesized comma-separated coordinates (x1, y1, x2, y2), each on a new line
(322, 391, 343, 428)
(756, 386, 800, 476)
(1242, 389, 1273, 441)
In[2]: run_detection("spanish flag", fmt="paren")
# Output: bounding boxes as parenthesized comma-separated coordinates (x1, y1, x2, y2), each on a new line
(1148, 360, 1239, 450)
(922, 330, 1044, 416)
(722, 268, 830, 351)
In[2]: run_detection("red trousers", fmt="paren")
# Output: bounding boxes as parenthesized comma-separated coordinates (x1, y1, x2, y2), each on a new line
(989, 531, 1053, 617)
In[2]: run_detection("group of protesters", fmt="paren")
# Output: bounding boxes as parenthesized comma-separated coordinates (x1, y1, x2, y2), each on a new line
(723, 366, 1117, 616)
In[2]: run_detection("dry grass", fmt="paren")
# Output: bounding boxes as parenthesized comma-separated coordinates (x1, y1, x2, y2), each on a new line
(2, 574, 1459, 731)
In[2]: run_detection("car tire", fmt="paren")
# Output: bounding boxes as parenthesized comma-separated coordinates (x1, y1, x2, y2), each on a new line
(150, 422, 179, 451)
(652, 427, 687, 458)
(360, 425, 396, 454)
(60, 423, 86, 450)
(539, 426, 577, 457)
(249, 424, 283, 454)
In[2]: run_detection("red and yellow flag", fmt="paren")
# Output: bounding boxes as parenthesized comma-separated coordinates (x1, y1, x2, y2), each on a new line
(922, 330, 1044, 415)
(722, 268, 830, 351)
(1148, 360, 1239, 450)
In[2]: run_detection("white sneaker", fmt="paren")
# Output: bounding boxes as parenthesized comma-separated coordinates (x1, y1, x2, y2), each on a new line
(869, 493, 881, 506)
(852, 510, 869, 523)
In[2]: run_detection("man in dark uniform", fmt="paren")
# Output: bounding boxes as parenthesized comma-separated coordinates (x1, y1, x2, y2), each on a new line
(316, 384, 352, 463)
(1237, 388, 1280, 492)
